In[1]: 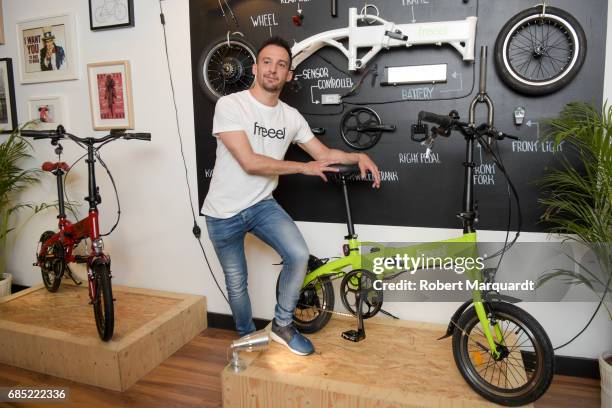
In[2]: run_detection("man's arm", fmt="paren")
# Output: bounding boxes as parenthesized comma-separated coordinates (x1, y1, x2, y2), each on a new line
(218, 131, 340, 181)
(298, 137, 381, 188)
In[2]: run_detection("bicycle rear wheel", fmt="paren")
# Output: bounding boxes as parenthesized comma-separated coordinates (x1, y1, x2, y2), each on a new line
(452, 302, 554, 406)
(92, 263, 114, 341)
(38, 231, 64, 292)
(276, 275, 335, 334)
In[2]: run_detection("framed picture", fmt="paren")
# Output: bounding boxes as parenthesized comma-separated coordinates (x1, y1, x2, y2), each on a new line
(89, 0, 134, 30)
(0, 59, 17, 133)
(16, 14, 79, 84)
(24, 96, 67, 131)
(87, 60, 134, 130)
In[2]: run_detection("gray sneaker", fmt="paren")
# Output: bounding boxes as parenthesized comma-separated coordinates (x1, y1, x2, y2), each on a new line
(270, 319, 315, 356)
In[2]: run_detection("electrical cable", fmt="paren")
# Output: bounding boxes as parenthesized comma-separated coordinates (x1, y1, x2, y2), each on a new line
(94, 150, 121, 236)
(492, 140, 512, 275)
(58, 139, 121, 235)
(553, 271, 610, 350)
(475, 132, 522, 259)
(159, 0, 229, 305)
(314, 53, 349, 76)
(471, 129, 609, 349)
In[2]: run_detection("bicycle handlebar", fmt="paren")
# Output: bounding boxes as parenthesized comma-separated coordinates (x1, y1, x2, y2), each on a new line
(122, 133, 152, 141)
(21, 129, 57, 139)
(416, 111, 519, 142)
(21, 128, 152, 144)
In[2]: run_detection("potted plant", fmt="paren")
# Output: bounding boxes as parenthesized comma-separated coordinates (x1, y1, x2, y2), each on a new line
(0, 128, 45, 297)
(537, 101, 611, 407)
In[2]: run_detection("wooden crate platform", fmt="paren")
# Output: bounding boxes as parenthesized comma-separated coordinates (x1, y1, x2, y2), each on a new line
(222, 315, 534, 408)
(0, 282, 207, 391)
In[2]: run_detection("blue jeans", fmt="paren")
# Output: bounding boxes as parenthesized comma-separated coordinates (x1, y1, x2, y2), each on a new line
(205, 199, 310, 336)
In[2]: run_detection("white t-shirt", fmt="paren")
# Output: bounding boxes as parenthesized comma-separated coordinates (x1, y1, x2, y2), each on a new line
(201, 90, 314, 218)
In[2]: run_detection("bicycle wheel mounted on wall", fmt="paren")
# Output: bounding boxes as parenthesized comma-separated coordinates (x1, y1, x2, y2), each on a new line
(197, 35, 256, 102)
(494, 6, 587, 96)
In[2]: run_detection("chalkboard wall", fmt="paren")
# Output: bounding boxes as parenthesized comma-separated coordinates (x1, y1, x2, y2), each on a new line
(190, 0, 607, 232)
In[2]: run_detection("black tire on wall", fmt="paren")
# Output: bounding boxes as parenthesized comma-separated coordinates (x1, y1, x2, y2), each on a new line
(494, 6, 587, 96)
(196, 36, 256, 102)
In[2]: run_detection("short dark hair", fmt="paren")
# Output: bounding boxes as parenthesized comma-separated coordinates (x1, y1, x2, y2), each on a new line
(257, 36, 293, 69)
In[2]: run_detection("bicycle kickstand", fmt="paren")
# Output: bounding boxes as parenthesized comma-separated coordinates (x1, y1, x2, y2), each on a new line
(65, 265, 82, 285)
(342, 281, 367, 342)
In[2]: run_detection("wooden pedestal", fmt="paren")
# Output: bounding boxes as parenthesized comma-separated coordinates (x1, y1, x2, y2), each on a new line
(0, 283, 207, 391)
(222, 315, 533, 407)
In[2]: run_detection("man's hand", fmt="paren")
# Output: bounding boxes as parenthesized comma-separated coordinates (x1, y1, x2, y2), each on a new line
(299, 138, 381, 188)
(357, 153, 381, 188)
(301, 159, 339, 182)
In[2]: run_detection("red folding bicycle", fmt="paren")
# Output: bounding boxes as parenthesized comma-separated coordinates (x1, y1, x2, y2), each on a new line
(22, 126, 151, 341)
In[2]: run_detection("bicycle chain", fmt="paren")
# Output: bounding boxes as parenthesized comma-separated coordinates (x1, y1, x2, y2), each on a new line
(297, 302, 356, 318)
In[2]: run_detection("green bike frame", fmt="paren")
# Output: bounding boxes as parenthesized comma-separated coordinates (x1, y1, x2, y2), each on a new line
(300, 230, 503, 358)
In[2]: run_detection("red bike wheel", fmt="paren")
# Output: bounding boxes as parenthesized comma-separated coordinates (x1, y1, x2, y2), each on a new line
(38, 231, 64, 292)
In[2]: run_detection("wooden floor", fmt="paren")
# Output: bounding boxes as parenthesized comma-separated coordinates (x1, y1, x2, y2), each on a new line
(0, 328, 601, 408)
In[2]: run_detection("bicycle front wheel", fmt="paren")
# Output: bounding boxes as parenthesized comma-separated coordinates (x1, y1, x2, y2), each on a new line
(494, 6, 586, 95)
(92, 263, 114, 341)
(452, 302, 554, 406)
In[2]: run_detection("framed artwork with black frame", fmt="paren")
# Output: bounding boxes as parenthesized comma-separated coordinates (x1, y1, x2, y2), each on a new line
(0, 58, 18, 133)
(89, 0, 134, 31)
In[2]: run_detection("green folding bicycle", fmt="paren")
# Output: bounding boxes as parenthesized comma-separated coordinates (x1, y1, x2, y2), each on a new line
(278, 48, 554, 406)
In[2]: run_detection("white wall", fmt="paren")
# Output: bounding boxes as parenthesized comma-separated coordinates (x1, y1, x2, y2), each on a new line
(2, 0, 610, 359)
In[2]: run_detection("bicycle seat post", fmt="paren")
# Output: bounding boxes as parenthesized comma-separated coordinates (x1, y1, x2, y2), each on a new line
(54, 166, 67, 220)
(339, 175, 356, 239)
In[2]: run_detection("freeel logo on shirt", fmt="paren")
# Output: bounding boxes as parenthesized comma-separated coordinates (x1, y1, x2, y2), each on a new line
(253, 122, 286, 139)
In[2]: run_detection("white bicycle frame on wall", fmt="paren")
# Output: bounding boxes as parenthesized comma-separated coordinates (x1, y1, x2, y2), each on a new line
(291, 8, 477, 71)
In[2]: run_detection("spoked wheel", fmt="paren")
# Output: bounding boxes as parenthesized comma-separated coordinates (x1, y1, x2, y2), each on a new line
(92, 263, 114, 341)
(340, 269, 383, 318)
(340, 107, 383, 150)
(197, 35, 256, 101)
(494, 6, 586, 95)
(38, 230, 64, 292)
(276, 275, 335, 334)
(452, 302, 554, 406)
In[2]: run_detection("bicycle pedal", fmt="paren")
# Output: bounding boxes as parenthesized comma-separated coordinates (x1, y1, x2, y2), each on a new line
(341, 329, 366, 342)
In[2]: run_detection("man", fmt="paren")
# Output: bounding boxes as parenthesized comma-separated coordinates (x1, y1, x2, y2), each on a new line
(202, 36, 380, 356)
(40, 29, 65, 71)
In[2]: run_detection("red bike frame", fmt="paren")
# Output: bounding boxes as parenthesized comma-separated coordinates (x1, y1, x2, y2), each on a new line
(34, 136, 112, 301)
